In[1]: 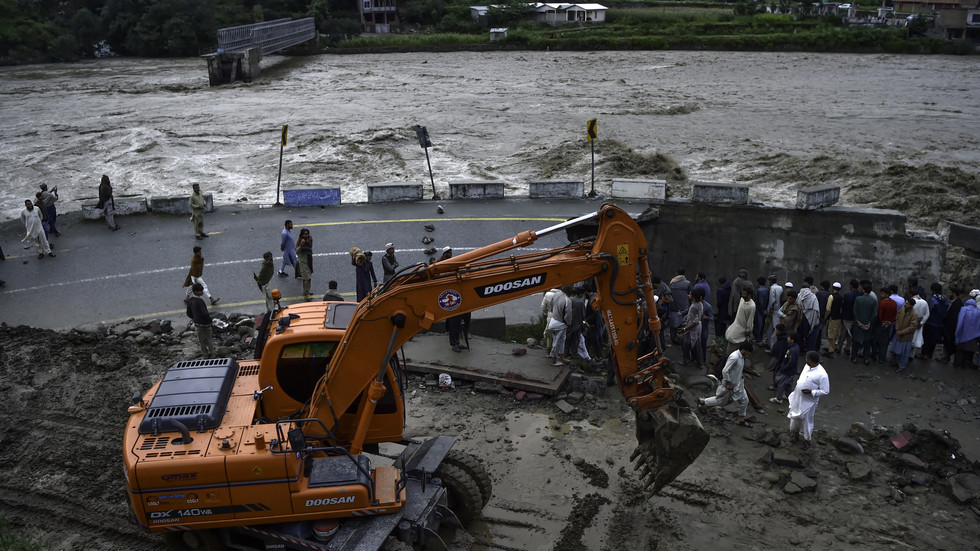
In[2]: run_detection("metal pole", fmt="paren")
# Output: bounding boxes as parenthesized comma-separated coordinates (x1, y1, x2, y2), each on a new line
(588, 140, 596, 197)
(425, 148, 437, 200)
(275, 143, 284, 206)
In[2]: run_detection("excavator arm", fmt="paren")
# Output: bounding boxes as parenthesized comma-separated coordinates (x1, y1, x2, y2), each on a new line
(306, 204, 708, 494)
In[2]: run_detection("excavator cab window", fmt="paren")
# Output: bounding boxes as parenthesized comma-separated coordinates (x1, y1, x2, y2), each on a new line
(277, 341, 338, 403)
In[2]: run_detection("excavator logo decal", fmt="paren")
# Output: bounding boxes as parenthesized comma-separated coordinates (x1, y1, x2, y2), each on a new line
(438, 290, 462, 311)
(306, 496, 357, 507)
(476, 273, 546, 298)
(605, 310, 619, 346)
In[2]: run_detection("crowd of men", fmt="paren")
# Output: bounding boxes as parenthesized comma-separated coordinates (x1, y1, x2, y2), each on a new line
(652, 268, 980, 374)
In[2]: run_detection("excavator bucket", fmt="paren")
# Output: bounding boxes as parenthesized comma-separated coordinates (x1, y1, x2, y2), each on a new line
(631, 399, 710, 496)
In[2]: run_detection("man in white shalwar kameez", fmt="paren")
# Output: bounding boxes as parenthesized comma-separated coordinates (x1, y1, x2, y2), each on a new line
(699, 340, 753, 426)
(787, 351, 830, 450)
(725, 288, 756, 354)
(910, 291, 929, 356)
(20, 200, 53, 259)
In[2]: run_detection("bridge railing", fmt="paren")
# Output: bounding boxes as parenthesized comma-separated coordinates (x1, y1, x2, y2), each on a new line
(217, 18, 316, 55)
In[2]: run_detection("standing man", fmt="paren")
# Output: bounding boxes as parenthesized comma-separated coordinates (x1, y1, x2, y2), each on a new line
(754, 276, 770, 345)
(182, 246, 219, 306)
(840, 279, 861, 356)
(941, 287, 963, 363)
(279, 220, 297, 277)
(189, 183, 208, 240)
(797, 285, 822, 352)
(20, 199, 54, 260)
(764, 275, 783, 347)
(910, 287, 930, 359)
(548, 285, 573, 366)
(540, 287, 563, 355)
(725, 287, 756, 354)
(382, 243, 399, 283)
(698, 340, 753, 428)
(954, 291, 979, 369)
(38, 183, 60, 237)
(787, 351, 830, 450)
(825, 282, 843, 357)
(668, 268, 691, 345)
(875, 288, 897, 364)
(98, 174, 120, 231)
(296, 228, 314, 300)
(254, 251, 276, 312)
(729, 268, 753, 316)
(891, 294, 920, 373)
(851, 281, 877, 365)
(921, 282, 948, 360)
(186, 283, 216, 359)
(354, 250, 379, 301)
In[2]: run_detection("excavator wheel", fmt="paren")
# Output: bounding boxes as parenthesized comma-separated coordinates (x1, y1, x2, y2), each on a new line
(162, 529, 226, 551)
(632, 397, 710, 496)
(435, 461, 484, 523)
(441, 449, 493, 508)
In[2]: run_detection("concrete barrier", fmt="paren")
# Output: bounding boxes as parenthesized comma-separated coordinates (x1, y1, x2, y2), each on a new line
(692, 181, 749, 205)
(81, 195, 148, 220)
(611, 179, 667, 203)
(938, 220, 980, 253)
(283, 189, 341, 207)
(368, 182, 423, 203)
(528, 180, 583, 199)
(149, 193, 215, 215)
(449, 181, 505, 199)
(796, 185, 841, 210)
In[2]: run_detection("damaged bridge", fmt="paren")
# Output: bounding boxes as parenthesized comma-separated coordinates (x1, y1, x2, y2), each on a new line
(204, 18, 318, 86)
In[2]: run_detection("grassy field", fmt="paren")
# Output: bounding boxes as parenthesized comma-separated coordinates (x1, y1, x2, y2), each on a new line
(332, 5, 974, 55)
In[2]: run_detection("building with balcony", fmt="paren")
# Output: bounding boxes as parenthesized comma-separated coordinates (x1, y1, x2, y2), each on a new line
(361, 0, 400, 33)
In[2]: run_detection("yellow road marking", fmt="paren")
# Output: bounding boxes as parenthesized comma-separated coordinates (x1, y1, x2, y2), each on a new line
(298, 217, 567, 228)
(112, 293, 357, 324)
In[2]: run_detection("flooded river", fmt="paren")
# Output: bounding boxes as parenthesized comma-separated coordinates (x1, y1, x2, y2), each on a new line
(1, 51, 978, 222)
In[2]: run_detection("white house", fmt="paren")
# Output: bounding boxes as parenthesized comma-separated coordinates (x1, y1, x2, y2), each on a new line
(471, 3, 607, 25)
(535, 3, 608, 24)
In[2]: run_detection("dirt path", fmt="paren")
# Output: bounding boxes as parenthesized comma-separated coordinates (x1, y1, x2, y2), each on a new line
(1, 322, 978, 550)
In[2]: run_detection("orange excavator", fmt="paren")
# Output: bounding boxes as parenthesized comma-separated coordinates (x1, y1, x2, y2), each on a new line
(122, 204, 709, 550)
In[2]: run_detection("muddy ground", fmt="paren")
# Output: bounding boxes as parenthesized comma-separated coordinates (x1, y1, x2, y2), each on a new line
(2, 318, 980, 550)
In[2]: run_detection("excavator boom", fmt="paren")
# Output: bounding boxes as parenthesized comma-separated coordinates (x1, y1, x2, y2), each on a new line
(307, 204, 708, 489)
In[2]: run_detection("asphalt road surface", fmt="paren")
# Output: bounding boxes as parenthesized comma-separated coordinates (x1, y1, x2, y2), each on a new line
(0, 198, 618, 329)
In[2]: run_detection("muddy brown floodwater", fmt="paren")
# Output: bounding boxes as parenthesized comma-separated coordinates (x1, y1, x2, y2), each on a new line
(1, 51, 978, 233)
(2, 320, 979, 551)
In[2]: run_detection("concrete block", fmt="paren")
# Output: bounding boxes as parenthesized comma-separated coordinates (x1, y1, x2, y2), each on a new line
(149, 193, 214, 215)
(691, 181, 748, 205)
(283, 188, 341, 207)
(796, 185, 840, 210)
(938, 220, 980, 252)
(449, 180, 505, 199)
(611, 179, 667, 203)
(367, 182, 423, 203)
(528, 180, 583, 199)
(81, 194, 148, 220)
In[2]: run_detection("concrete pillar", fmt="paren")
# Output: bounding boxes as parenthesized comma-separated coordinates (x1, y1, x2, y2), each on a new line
(796, 185, 841, 210)
(528, 180, 583, 199)
(611, 179, 666, 203)
(242, 48, 262, 82)
(368, 182, 424, 203)
(449, 181, 505, 199)
(691, 181, 748, 205)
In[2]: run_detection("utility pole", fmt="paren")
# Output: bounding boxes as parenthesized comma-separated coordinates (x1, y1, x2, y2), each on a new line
(415, 125, 437, 199)
(275, 124, 287, 206)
